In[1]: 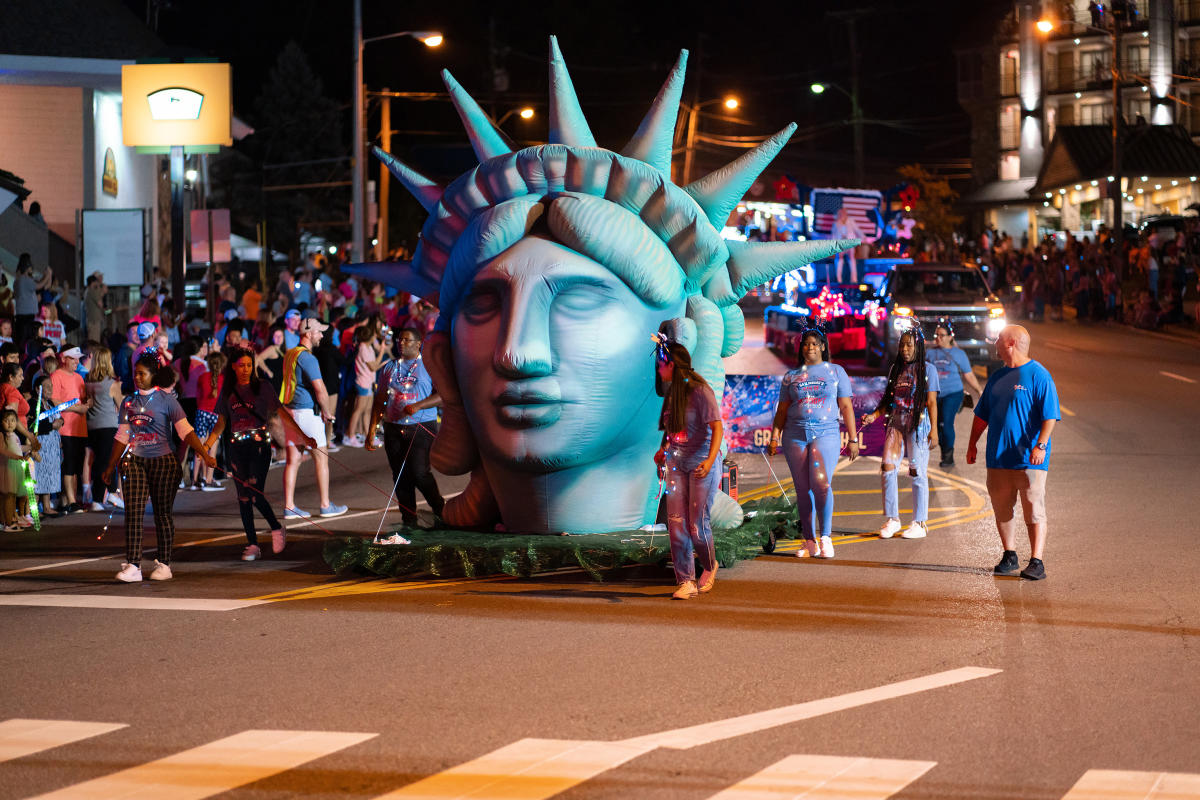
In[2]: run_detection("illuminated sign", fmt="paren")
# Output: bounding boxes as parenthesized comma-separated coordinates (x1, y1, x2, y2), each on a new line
(122, 63, 231, 147)
(101, 148, 118, 197)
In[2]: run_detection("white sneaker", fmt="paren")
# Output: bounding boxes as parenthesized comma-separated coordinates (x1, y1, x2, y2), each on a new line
(88, 501, 105, 512)
(877, 518, 902, 539)
(819, 535, 835, 558)
(149, 560, 173, 580)
(901, 521, 927, 539)
(105, 493, 124, 510)
(797, 538, 820, 558)
(343, 437, 363, 448)
(116, 562, 142, 582)
(672, 580, 698, 600)
(201, 482, 224, 492)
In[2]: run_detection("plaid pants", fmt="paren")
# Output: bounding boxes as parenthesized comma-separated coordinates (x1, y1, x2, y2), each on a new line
(122, 453, 183, 565)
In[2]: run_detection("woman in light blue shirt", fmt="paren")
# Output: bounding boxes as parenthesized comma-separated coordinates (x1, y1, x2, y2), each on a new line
(925, 321, 983, 467)
(768, 325, 859, 558)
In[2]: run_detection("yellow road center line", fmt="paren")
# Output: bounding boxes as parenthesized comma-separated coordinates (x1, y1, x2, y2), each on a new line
(1060, 404, 1076, 417)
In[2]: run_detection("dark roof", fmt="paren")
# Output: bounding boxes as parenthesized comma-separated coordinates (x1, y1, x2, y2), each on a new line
(0, 0, 164, 60)
(1033, 124, 1200, 192)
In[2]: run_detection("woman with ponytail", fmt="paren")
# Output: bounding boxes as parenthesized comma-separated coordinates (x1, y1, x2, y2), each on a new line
(653, 339, 724, 600)
(862, 326, 940, 541)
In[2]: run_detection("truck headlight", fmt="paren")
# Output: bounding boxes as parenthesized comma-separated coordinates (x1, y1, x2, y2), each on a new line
(986, 316, 1007, 340)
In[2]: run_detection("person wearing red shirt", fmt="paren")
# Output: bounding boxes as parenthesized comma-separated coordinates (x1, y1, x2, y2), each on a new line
(50, 347, 90, 512)
(192, 350, 226, 491)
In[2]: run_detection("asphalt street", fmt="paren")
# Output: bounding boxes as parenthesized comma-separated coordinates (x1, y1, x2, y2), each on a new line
(1, 319, 1199, 799)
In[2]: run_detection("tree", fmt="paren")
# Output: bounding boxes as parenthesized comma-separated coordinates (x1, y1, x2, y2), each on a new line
(897, 163, 962, 246)
(213, 41, 347, 266)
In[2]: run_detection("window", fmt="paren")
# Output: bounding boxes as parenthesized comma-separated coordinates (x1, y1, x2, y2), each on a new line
(1079, 103, 1108, 124)
(999, 105, 1020, 150)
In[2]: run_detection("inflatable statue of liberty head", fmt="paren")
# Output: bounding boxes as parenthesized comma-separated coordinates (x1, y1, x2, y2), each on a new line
(358, 37, 857, 534)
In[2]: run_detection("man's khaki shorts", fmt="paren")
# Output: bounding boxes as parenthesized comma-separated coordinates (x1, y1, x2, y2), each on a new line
(986, 468, 1047, 525)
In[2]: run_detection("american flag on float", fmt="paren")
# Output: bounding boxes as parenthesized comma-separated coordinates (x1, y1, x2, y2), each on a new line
(810, 189, 883, 243)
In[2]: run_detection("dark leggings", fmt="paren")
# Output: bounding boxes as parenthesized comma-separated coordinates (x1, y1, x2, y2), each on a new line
(228, 439, 280, 545)
(383, 421, 444, 522)
(122, 453, 183, 565)
(937, 391, 964, 457)
(88, 427, 117, 501)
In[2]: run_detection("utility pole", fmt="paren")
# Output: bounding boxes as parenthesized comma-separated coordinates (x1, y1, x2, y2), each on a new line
(831, 9, 868, 188)
(378, 87, 390, 259)
(1111, 16, 1123, 238)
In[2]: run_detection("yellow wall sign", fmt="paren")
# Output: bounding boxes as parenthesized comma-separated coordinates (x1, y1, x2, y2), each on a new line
(122, 63, 232, 147)
(102, 148, 118, 196)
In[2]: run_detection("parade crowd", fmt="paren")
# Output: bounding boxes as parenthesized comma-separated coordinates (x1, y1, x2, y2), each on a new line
(0, 251, 445, 581)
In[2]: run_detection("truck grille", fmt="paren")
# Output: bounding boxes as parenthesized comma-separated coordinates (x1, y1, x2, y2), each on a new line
(918, 313, 986, 342)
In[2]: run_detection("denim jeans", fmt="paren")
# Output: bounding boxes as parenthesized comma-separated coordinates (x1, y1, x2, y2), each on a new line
(664, 454, 720, 583)
(783, 433, 841, 539)
(881, 417, 930, 522)
(936, 391, 963, 458)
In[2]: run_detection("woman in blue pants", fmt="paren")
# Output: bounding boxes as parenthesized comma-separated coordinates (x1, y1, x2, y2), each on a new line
(862, 328, 940, 540)
(925, 320, 982, 467)
(654, 339, 723, 600)
(768, 325, 859, 558)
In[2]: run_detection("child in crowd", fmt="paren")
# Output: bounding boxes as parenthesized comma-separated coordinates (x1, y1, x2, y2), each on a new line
(0, 408, 35, 531)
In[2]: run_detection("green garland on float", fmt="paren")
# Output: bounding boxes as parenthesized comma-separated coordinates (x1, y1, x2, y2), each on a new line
(323, 497, 800, 581)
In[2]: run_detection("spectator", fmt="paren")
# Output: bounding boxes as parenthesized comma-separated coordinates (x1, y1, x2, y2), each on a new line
(1, 362, 39, 454)
(32, 356, 63, 517)
(282, 309, 302, 350)
(14, 254, 51, 344)
(51, 346, 90, 513)
(84, 273, 108, 343)
(85, 345, 124, 511)
(191, 350, 226, 492)
(344, 323, 389, 447)
(242, 279, 263, 322)
(115, 321, 140, 394)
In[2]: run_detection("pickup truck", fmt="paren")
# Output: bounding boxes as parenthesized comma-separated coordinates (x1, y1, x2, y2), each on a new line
(864, 262, 1006, 367)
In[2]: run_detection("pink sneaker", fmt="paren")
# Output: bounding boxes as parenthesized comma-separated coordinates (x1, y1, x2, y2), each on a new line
(271, 528, 286, 554)
(242, 544, 261, 561)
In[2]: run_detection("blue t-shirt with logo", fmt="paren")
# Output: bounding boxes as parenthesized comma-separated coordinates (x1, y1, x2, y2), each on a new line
(379, 357, 437, 425)
(286, 350, 324, 411)
(975, 360, 1060, 470)
(926, 346, 972, 395)
(664, 384, 722, 472)
(780, 361, 851, 442)
(117, 389, 189, 458)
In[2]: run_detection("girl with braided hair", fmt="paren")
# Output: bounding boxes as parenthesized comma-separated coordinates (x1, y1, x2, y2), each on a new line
(862, 327, 940, 540)
(101, 349, 215, 583)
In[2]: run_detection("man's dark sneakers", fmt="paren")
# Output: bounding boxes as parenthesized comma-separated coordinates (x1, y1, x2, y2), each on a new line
(993, 550, 1020, 575)
(1020, 558, 1046, 580)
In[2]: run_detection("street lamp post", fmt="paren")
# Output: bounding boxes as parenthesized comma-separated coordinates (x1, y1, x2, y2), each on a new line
(680, 96, 739, 185)
(351, 0, 441, 263)
(810, 81, 864, 188)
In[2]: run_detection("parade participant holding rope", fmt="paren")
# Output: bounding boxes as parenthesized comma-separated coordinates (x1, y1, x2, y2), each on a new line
(366, 326, 444, 527)
(861, 326, 939, 540)
(926, 320, 983, 467)
(653, 338, 723, 600)
(102, 349, 215, 583)
(206, 346, 310, 560)
(767, 322, 858, 559)
(279, 317, 347, 520)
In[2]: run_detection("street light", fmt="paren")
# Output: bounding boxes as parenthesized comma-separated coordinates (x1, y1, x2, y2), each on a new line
(679, 96, 741, 185)
(811, 81, 864, 188)
(495, 107, 536, 127)
(1037, 15, 1123, 237)
(352, 0, 442, 262)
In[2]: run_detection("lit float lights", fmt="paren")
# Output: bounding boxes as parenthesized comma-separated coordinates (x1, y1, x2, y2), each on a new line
(806, 285, 851, 322)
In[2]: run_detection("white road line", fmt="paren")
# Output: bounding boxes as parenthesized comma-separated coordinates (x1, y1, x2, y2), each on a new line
(1043, 341, 1077, 352)
(706, 754, 936, 800)
(1160, 371, 1197, 384)
(1061, 769, 1200, 799)
(372, 738, 653, 800)
(0, 720, 127, 764)
(627, 667, 1002, 750)
(0, 534, 244, 577)
(26, 729, 376, 800)
(0, 595, 268, 612)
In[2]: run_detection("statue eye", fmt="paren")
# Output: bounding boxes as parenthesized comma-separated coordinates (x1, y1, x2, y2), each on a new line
(460, 286, 502, 322)
(553, 285, 609, 312)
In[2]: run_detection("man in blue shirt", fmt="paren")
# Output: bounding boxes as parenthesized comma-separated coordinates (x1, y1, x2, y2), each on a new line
(966, 326, 1060, 580)
(281, 317, 347, 521)
(367, 327, 444, 527)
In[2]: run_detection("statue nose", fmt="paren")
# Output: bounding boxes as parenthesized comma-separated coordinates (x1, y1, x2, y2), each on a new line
(494, 304, 552, 379)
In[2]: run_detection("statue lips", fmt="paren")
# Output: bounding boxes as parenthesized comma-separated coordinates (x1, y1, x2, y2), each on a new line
(493, 382, 563, 428)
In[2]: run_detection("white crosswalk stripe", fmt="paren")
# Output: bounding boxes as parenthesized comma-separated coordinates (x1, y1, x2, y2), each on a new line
(23, 729, 376, 800)
(1061, 769, 1200, 799)
(706, 755, 936, 800)
(0, 720, 126, 764)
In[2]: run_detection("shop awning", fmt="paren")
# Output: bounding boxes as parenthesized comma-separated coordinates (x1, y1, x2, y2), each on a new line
(1032, 124, 1200, 194)
(959, 177, 1037, 206)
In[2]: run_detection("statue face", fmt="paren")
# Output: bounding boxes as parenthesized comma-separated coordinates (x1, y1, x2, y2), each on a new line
(452, 236, 672, 470)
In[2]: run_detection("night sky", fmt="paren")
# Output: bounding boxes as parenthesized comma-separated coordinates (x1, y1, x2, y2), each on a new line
(121, 0, 1012, 185)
